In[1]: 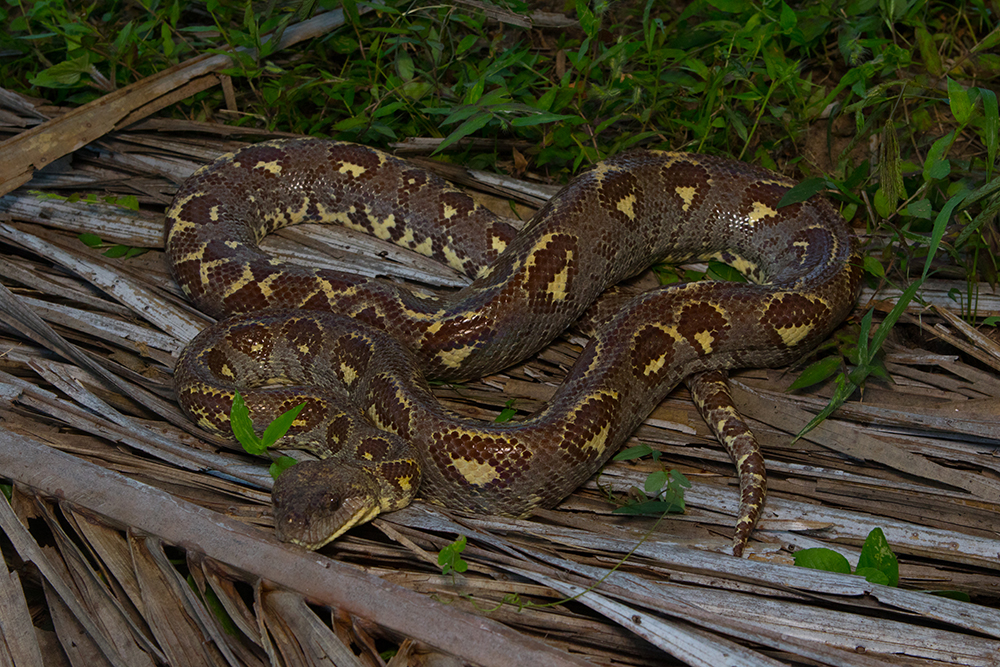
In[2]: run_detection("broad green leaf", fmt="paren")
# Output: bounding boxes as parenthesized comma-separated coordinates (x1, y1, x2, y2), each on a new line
(793, 547, 851, 574)
(614, 444, 654, 461)
(777, 177, 831, 208)
(434, 111, 493, 153)
(78, 232, 103, 248)
(904, 198, 933, 219)
(103, 244, 129, 258)
(925, 590, 972, 601)
(612, 498, 684, 515)
(644, 470, 668, 495)
(510, 112, 577, 127)
(947, 78, 971, 126)
(788, 356, 842, 392)
(873, 187, 893, 218)
(858, 527, 899, 586)
(979, 88, 998, 177)
(230, 392, 264, 454)
(260, 402, 307, 448)
(270, 456, 297, 479)
(923, 189, 969, 279)
(923, 130, 954, 182)
(863, 255, 885, 277)
(855, 567, 890, 585)
(914, 27, 942, 77)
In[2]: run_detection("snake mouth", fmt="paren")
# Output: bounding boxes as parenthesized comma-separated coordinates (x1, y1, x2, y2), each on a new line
(277, 496, 381, 550)
(272, 459, 383, 550)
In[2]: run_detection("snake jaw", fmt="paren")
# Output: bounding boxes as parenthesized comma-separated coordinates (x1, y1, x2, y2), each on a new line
(272, 459, 386, 550)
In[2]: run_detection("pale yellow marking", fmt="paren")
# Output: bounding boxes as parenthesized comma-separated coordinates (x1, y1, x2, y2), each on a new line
(728, 256, 759, 277)
(491, 235, 508, 254)
(693, 330, 714, 354)
(442, 242, 466, 272)
(450, 455, 500, 486)
(225, 240, 239, 249)
(580, 419, 612, 454)
(412, 237, 434, 257)
(368, 214, 396, 240)
(196, 258, 230, 288)
(340, 362, 358, 386)
(523, 232, 573, 292)
(209, 205, 221, 222)
(398, 227, 416, 247)
(748, 201, 778, 223)
(442, 203, 459, 219)
(253, 159, 282, 175)
(675, 186, 697, 211)
(616, 193, 637, 219)
(220, 364, 235, 379)
(315, 201, 358, 228)
(338, 161, 367, 178)
(367, 404, 400, 435)
(641, 324, 683, 377)
(257, 273, 282, 298)
(437, 344, 476, 369)
(775, 322, 814, 347)
(395, 475, 414, 492)
(546, 262, 573, 301)
(285, 196, 311, 225)
(221, 264, 257, 298)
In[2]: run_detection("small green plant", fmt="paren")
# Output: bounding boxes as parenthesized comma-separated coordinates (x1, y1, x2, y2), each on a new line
(438, 534, 469, 575)
(795, 527, 899, 586)
(608, 444, 689, 515)
(229, 391, 304, 479)
(495, 398, 518, 423)
(78, 232, 149, 259)
(795, 527, 970, 600)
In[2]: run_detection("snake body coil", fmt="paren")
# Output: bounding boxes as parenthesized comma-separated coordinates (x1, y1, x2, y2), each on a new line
(168, 139, 860, 553)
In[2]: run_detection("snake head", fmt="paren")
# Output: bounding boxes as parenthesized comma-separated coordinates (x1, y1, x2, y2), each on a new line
(271, 454, 421, 550)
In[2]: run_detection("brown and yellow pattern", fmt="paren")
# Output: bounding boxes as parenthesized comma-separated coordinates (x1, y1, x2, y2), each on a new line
(168, 139, 861, 553)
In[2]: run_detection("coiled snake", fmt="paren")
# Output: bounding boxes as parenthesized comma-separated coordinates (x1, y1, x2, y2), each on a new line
(168, 139, 860, 555)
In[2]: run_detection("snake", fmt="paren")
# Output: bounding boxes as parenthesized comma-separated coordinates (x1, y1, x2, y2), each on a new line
(167, 138, 861, 555)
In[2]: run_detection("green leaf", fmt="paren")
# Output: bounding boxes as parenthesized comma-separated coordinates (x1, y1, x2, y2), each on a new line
(777, 177, 832, 208)
(947, 78, 971, 126)
(788, 356, 842, 392)
(904, 198, 933, 219)
(793, 548, 851, 574)
(260, 402, 307, 448)
(923, 189, 969, 280)
(495, 399, 517, 423)
(979, 88, 998, 177)
(863, 255, 885, 277)
(230, 391, 264, 454)
(644, 469, 668, 495)
(614, 444, 654, 461)
(510, 112, 577, 127)
(78, 232, 103, 248)
(435, 111, 493, 153)
(438, 535, 469, 575)
(30, 54, 92, 87)
(611, 498, 684, 515)
(269, 456, 298, 480)
(873, 187, 893, 218)
(923, 130, 954, 182)
(103, 244, 129, 258)
(984, 316, 1000, 327)
(855, 567, 890, 585)
(925, 590, 972, 602)
(857, 527, 899, 586)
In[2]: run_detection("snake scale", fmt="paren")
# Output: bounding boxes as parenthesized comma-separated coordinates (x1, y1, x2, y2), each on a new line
(168, 138, 861, 555)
